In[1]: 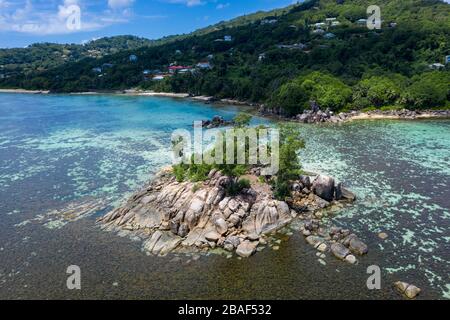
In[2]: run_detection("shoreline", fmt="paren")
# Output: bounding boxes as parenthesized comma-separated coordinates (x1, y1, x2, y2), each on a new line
(347, 112, 450, 121)
(0, 88, 50, 94)
(1, 88, 448, 122)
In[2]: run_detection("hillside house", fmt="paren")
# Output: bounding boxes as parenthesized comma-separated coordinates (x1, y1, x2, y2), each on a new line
(196, 61, 212, 69)
(143, 70, 152, 80)
(152, 75, 166, 81)
(356, 19, 367, 26)
(168, 65, 192, 74)
(91, 67, 102, 73)
(258, 53, 266, 61)
(312, 29, 325, 35)
(312, 22, 326, 29)
(129, 54, 138, 62)
(276, 43, 307, 50)
(224, 35, 232, 42)
(429, 63, 445, 70)
(324, 32, 336, 39)
(261, 19, 278, 25)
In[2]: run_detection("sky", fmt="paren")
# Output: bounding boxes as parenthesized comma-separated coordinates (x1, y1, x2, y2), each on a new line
(0, 0, 299, 48)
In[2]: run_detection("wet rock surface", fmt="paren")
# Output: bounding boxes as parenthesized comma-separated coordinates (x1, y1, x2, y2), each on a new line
(394, 281, 421, 299)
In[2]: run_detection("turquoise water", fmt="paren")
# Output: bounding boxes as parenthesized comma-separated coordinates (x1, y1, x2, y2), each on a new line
(0, 93, 448, 299)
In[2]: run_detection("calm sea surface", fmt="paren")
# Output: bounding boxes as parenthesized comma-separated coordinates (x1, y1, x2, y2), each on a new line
(0, 93, 448, 299)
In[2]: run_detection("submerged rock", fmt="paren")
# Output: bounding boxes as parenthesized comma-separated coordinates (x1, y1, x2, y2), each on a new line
(335, 183, 356, 201)
(378, 232, 388, 240)
(349, 237, 368, 255)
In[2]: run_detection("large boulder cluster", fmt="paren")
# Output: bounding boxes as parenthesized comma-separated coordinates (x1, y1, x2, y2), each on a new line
(99, 168, 294, 257)
(289, 174, 356, 212)
(293, 108, 450, 124)
(198, 115, 233, 129)
(361, 108, 450, 119)
(295, 109, 347, 123)
(287, 174, 367, 264)
(99, 168, 365, 265)
(394, 281, 421, 299)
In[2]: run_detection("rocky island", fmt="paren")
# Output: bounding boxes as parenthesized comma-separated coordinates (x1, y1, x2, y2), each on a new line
(97, 113, 422, 299)
(98, 165, 369, 264)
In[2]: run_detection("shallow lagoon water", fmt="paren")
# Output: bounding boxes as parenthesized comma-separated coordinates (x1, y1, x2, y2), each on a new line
(0, 93, 448, 299)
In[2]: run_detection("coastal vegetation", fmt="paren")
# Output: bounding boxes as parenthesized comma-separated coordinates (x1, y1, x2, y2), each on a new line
(0, 0, 449, 113)
(0, 36, 153, 76)
(172, 113, 305, 200)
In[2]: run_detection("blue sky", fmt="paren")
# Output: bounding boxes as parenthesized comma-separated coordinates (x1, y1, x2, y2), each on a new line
(0, 0, 298, 48)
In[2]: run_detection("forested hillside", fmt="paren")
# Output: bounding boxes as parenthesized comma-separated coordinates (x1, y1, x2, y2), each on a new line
(0, 36, 155, 76)
(1, 0, 449, 113)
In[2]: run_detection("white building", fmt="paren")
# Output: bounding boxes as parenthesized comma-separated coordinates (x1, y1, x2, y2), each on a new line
(196, 62, 212, 69)
(261, 19, 278, 25)
(429, 63, 445, 70)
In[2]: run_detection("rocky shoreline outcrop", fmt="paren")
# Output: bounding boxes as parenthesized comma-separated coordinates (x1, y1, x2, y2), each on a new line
(293, 108, 450, 124)
(197, 115, 233, 129)
(98, 167, 369, 264)
(258, 105, 450, 124)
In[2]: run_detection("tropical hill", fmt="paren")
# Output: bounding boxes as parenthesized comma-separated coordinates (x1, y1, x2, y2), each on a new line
(0, 5, 294, 77)
(0, 36, 155, 76)
(1, 0, 449, 114)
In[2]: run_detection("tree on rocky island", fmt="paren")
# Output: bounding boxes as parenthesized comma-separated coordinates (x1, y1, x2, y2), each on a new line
(272, 124, 305, 200)
(172, 118, 305, 200)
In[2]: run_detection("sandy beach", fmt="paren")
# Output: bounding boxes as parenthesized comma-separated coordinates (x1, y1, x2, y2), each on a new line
(0, 89, 50, 94)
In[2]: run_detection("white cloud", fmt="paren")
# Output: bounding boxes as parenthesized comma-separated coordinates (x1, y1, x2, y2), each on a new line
(0, 0, 133, 35)
(216, 2, 230, 10)
(108, 0, 135, 9)
(0, 0, 11, 9)
(164, 0, 205, 7)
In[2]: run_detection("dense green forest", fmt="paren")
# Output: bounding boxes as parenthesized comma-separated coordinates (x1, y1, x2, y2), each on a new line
(0, 4, 294, 77)
(1, 0, 449, 114)
(0, 36, 154, 76)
